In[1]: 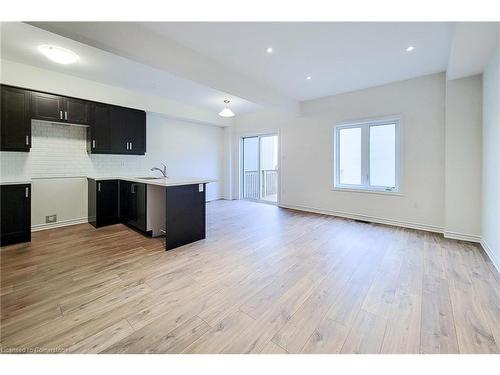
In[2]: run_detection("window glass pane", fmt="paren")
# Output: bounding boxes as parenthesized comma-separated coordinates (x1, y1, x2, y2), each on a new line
(338, 127, 362, 185)
(369, 124, 396, 187)
(243, 137, 259, 199)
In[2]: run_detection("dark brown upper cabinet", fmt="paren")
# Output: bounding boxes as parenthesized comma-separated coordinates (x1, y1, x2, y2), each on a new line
(1, 85, 32, 152)
(31, 92, 91, 125)
(88, 103, 111, 153)
(109, 105, 130, 154)
(108, 105, 146, 155)
(31, 92, 65, 122)
(1, 84, 146, 155)
(65, 97, 91, 125)
(128, 109, 146, 155)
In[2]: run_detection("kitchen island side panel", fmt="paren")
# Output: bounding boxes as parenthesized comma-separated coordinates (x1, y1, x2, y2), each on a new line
(165, 184, 206, 250)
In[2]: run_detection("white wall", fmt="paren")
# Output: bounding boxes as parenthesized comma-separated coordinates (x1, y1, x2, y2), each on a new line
(233, 73, 447, 232)
(145, 113, 224, 201)
(0, 55, 491, 247)
(444, 75, 482, 241)
(0, 59, 231, 127)
(231, 110, 295, 200)
(482, 40, 500, 271)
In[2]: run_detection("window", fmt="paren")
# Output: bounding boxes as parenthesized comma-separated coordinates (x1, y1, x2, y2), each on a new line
(334, 119, 400, 192)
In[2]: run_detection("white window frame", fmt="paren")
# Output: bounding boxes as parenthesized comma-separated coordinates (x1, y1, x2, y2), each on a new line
(334, 118, 401, 194)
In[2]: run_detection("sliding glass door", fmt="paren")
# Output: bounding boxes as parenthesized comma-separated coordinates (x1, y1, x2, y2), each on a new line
(242, 134, 278, 203)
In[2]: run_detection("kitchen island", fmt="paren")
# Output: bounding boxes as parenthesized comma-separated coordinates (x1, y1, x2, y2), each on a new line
(87, 176, 215, 250)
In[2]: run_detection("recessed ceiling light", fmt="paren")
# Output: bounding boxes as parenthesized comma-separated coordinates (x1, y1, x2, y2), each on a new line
(406, 46, 415, 52)
(266, 47, 273, 54)
(38, 45, 79, 64)
(306, 76, 312, 80)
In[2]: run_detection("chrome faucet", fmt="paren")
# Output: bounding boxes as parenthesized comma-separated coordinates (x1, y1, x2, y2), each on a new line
(151, 163, 168, 178)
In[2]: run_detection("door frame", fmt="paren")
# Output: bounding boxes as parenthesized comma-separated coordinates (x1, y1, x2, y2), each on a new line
(239, 131, 281, 205)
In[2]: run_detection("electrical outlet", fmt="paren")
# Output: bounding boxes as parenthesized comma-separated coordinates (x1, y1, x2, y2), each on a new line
(46, 214, 57, 223)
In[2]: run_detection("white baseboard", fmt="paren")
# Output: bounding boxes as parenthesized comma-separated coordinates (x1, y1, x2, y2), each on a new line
(480, 239, 500, 275)
(444, 231, 481, 243)
(279, 202, 444, 234)
(31, 217, 89, 232)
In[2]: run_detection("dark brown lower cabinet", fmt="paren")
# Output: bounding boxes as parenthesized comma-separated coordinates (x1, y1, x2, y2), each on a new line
(88, 179, 146, 232)
(119, 180, 147, 233)
(87, 179, 119, 228)
(0, 184, 31, 246)
(87, 180, 207, 250)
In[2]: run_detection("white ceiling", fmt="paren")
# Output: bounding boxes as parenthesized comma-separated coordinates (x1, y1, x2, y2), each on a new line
(142, 22, 454, 100)
(3, 22, 498, 115)
(28, 21, 297, 112)
(0, 22, 260, 113)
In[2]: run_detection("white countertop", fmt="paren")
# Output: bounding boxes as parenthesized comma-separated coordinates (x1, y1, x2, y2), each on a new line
(0, 176, 215, 187)
(87, 176, 216, 187)
(0, 180, 32, 185)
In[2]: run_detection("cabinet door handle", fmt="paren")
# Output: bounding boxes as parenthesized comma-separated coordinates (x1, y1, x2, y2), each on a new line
(92, 140, 96, 148)
(130, 142, 133, 150)
(65, 111, 68, 120)
(60, 110, 63, 119)
(25, 187, 29, 198)
(131, 184, 135, 194)
(98, 182, 101, 192)
(25, 135, 29, 146)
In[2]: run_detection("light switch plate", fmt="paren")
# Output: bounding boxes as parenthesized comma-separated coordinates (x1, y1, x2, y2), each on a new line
(199, 184, 204, 192)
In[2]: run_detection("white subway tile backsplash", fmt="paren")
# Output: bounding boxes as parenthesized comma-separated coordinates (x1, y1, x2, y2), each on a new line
(0, 120, 146, 179)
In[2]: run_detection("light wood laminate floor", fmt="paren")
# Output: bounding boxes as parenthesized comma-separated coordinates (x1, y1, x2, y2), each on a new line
(1, 200, 499, 354)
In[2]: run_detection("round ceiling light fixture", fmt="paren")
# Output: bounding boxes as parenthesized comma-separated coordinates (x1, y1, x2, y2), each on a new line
(38, 45, 79, 64)
(218, 100, 235, 118)
(266, 47, 273, 54)
(306, 76, 312, 80)
(406, 45, 415, 52)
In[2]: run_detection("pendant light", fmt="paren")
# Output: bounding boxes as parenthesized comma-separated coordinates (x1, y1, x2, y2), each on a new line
(218, 100, 235, 117)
